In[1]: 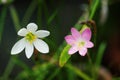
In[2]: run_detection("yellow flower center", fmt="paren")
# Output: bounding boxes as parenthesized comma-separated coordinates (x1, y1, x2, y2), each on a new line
(78, 41, 85, 47)
(25, 32, 37, 43)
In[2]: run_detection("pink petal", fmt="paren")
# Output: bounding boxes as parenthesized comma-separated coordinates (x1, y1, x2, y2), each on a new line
(71, 28, 81, 40)
(68, 45, 78, 55)
(65, 35, 75, 45)
(79, 47, 87, 56)
(85, 41, 94, 48)
(81, 28, 91, 41)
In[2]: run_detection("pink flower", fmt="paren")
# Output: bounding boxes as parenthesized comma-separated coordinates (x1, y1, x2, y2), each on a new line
(65, 27, 94, 56)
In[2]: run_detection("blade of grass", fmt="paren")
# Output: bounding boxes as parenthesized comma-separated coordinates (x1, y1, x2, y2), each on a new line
(47, 68, 61, 80)
(66, 64, 92, 80)
(3, 5, 21, 80)
(10, 6, 21, 31)
(89, 0, 100, 19)
(21, 0, 37, 26)
(95, 42, 106, 67)
(2, 56, 15, 80)
(37, 0, 43, 27)
(93, 42, 106, 80)
(67, 66, 77, 80)
(47, 9, 58, 25)
(43, 0, 49, 21)
(0, 5, 7, 43)
(13, 56, 30, 70)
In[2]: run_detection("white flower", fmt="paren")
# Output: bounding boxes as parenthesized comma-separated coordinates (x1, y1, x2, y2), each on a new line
(11, 23, 50, 59)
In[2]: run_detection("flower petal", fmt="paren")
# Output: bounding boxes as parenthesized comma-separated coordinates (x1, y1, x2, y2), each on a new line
(25, 42, 34, 59)
(71, 28, 81, 40)
(68, 45, 78, 54)
(17, 28, 28, 36)
(33, 39, 49, 53)
(81, 28, 91, 41)
(11, 38, 26, 55)
(65, 35, 75, 45)
(27, 23, 38, 32)
(79, 47, 87, 56)
(85, 41, 94, 48)
(35, 30, 50, 38)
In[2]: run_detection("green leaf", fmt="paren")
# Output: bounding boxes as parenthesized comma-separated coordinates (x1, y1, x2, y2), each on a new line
(59, 45, 71, 67)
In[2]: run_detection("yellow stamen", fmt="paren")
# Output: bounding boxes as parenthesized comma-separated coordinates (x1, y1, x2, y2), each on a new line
(25, 32, 37, 43)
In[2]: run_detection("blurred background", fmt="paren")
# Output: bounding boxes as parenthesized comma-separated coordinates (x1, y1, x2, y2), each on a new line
(0, 0, 120, 80)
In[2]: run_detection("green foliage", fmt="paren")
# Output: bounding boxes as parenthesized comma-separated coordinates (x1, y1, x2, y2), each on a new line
(95, 42, 107, 67)
(0, 5, 7, 43)
(10, 6, 21, 31)
(21, 0, 37, 27)
(59, 45, 71, 67)
(66, 64, 92, 80)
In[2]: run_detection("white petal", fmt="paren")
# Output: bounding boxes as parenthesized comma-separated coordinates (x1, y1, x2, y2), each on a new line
(33, 39, 49, 53)
(35, 30, 50, 38)
(27, 23, 38, 32)
(25, 42, 34, 59)
(68, 45, 78, 54)
(85, 41, 94, 48)
(11, 38, 26, 55)
(17, 28, 28, 36)
(79, 47, 87, 56)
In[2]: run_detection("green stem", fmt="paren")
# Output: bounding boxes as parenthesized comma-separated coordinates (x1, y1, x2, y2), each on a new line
(87, 53, 93, 65)
(87, 53, 95, 79)
(66, 64, 92, 80)
(89, 0, 100, 19)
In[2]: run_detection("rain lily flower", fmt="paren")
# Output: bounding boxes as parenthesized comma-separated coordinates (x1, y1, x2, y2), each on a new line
(65, 27, 94, 56)
(11, 23, 50, 59)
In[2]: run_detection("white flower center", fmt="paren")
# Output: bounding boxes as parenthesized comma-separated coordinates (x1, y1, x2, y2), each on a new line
(25, 32, 37, 43)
